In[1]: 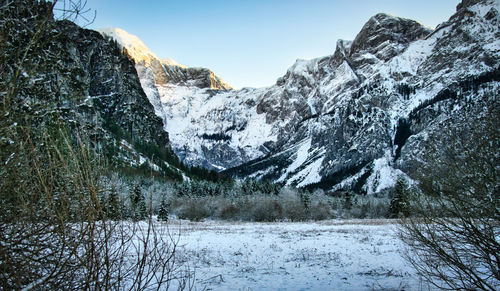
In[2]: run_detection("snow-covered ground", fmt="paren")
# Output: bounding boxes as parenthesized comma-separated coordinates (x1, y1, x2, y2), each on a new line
(165, 219, 435, 290)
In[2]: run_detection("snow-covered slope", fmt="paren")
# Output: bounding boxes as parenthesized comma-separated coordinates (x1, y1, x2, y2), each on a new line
(98, 27, 183, 67)
(105, 0, 500, 194)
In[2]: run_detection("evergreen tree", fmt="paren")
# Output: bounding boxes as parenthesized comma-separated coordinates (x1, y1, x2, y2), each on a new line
(389, 178, 410, 218)
(130, 184, 147, 221)
(158, 198, 169, 221)
(343, 191, 353, 210)
(300, 192, 311, 210)
(106, 185, 120, 220)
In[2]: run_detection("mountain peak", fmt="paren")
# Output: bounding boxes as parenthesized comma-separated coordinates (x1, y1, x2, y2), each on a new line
(349, 13, 432, 60)
(456, 0, 492, 10)
(122, 0, 499, 193)
(98, 27, 184, 67)
(100, 27, 231, 92)
(370, 12, 401, 23)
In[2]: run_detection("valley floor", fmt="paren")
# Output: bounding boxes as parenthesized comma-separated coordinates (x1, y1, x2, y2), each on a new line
(165, 219, 436, 290)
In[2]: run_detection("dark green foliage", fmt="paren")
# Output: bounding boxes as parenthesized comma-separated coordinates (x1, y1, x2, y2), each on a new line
(223, 150, 290, 181)
(134, 140, 170, 162)
(129, 184, 147, 221)
(241, 178, 281, 195)
(188, 165, 232, 183)
(173, 179, 235, 198)
(410, 88, 458, 119)
(353, 168, 372, 194)
(388, 178, 410, 218)
(343, 191, 354, 210)
(103, 119, 129, 141)
(158, 198, 169, 221)
(304, 161, 370, 191)
(397, 83, 415, 100)
(105, 185, 121, 220)
(102, 119, 189, 182)
(393, 118, 412, 160)
(200, 133, 231, 141)
(300, 192, 311, 209)
(409, 66, 500, 120)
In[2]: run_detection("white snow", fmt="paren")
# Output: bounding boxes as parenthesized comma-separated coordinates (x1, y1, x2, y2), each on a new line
(164, 219, 435, 291)
(295, 156, 326, 187)
(468, 1, 496, 18)
(321, 60, 359, 99)
(288, 58, 319, 85)
(276, 139, 326, 187)
(101, 0, 500, 189)
(210, 163, 227, 171)
(152, 83, 278, 166)
(277, 139, 311, 183)
(386, 36, 437, 76)
(135, 64, 169, 129)
(364, 151, 405, 195)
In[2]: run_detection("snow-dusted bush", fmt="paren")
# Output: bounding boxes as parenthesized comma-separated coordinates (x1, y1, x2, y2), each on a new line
(163, 184, 392, 222)
(172, 197, 210, 221)
(246, 196, 284, 222)
(280, 188, 309, 221)
(308, 200, 332, 220)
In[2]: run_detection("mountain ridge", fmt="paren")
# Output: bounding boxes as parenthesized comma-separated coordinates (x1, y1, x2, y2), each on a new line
(99, 27, 232, 90)
(103, 0, 499, 194)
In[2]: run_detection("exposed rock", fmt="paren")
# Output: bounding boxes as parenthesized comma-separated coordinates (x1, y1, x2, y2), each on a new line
(1, 0, 183, 177)
(349, 13, 431, 61)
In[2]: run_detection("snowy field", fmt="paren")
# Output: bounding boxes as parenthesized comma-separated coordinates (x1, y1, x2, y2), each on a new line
(164, 219, 435, 291)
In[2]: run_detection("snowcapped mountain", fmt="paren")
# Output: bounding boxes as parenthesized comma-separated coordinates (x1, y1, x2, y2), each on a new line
(104, 0, 499, 194)
(99, 27, 232, 128)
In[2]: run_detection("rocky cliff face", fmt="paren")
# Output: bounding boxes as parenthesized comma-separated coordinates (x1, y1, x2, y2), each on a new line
(0, 0, 185, 179)
(107, 0, 499, 193)
(98, 28, 231, 128)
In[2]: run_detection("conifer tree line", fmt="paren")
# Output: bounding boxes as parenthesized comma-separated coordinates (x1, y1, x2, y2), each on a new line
(95, 174, 399, 222)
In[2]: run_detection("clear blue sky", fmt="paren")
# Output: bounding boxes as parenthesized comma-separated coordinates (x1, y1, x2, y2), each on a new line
(81, 0, 459, 88)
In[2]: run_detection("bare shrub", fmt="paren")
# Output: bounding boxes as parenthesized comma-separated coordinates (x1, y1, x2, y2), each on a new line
(399, 100, 500, 290)
(245, 196, 283, 222)
(280, 190, 308, 221)
(166, 188, 394, 222)
(309, 201, 332, 220)
(212, 197, 240, 220)
(174, 197, 210, 221)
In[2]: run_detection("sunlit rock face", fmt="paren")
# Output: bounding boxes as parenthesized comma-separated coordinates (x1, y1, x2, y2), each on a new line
(105, 0, 499, 193)
(98, 28, 231, 91)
